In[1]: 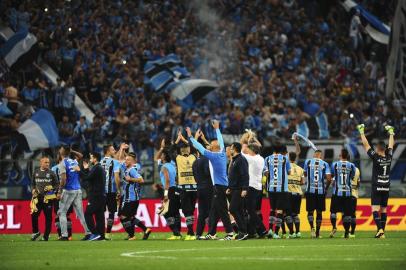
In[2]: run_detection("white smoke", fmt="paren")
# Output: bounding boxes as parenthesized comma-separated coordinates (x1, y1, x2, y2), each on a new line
(189, 0, 238, 79)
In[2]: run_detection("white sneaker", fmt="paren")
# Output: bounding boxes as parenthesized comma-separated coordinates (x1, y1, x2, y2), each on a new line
(219, 234, 234, 241)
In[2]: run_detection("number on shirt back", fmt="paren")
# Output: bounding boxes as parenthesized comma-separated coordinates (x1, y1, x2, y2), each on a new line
(314, 166, 319, 184)
(339, 173, 346, 186)
(273, 167, 278, 181)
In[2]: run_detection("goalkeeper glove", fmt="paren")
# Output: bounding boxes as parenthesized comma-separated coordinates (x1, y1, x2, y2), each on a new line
(385, 125, 395, 135)
(356, 124, 365, 135)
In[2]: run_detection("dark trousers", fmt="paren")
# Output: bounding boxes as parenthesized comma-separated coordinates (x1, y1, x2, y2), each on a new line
(180, 190, 197, 216)
(164, 187, 181, 235)
(31, 197, 54, 240)
(85, 196, 106, 236)
(196, 187, 213, 236)
(229, 189, 247, 234)
(208, 185, 233, 235)
(247, 187, 266, 235)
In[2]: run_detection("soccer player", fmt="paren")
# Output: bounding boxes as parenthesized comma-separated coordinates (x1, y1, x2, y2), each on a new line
(227, 142, 249, 240)
(287, 142, 305, 238)
(240, 131, 267, 238)
(51, 154, 74, 239)
(187, 120, 234, 241)
(31, 156, 58, 241)
(174, 131, 198, 240)
(304, 150, 331, 238)
(158, 147, 182, 240)
(350, 167, 361, 237)
(100, 144, 121, 240)
(357, 124, 394, 238)
(330, 149, 356, 238)
(263, 145, 294, 239)
(119, 153, 146, 240)
(57, 146, 91, 240)
(80, 152, 106, 241)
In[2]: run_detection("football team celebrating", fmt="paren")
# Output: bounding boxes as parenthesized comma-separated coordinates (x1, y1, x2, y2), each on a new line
(30, 120, 395, 241)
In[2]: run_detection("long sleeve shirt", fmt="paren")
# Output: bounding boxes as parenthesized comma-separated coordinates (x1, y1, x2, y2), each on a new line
(228, 154, 249, 190)
(192, 156, 213, 190)
(189, 128, 228, 186)
(80, 163, 106, 200)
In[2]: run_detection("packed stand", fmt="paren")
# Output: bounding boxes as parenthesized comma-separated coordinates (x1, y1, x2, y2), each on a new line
(0, 0, 404, 156)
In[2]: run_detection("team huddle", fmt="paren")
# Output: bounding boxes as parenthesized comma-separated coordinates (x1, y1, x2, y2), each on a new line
(30, 120, 395, 241)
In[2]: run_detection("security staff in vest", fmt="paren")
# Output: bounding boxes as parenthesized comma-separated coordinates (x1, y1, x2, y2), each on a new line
(175, 133, 198, 241)
(227, 142, 250, 240)
(80, 152, 106, 241)
(31, 156, 58, 241)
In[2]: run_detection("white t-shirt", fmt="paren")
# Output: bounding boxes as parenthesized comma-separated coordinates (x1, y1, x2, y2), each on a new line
(242, 153, 264, 191)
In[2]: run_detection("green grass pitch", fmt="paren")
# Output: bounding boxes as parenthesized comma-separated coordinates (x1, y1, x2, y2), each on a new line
(1, 232, 405, 270)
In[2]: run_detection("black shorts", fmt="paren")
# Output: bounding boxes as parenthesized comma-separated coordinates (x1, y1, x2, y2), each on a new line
(290, 194, 302, 214)
(165, 187, 181, 218)
(350, 197, 357, 215)
(268, 192, 290, 212)
(330, 195, 352, 216)
(371, 190, 389, 207)
(106, 192, 118, 213)
(330, 195, 342, 213)
(305, 193, 325, 212)
(180, 189, 197, 216)
(118, 200, 139, 217)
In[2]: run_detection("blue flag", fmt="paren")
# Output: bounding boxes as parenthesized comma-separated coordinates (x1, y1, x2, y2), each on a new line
(144, 54, 190, 93)
(0, 29, 37, 67)
(17, 109, 59, 151)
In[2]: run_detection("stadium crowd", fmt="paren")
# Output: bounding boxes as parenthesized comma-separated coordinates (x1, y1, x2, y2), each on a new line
(0, 0, 404, 155)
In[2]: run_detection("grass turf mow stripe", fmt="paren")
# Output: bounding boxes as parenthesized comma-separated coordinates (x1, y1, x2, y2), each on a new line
(1, 232, 405, 270)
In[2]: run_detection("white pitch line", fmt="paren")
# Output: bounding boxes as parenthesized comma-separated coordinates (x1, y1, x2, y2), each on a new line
(121, 243, 392, 259)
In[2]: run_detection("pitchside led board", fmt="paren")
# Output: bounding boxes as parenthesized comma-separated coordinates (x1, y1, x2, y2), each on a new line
(1, 199, 406, 234)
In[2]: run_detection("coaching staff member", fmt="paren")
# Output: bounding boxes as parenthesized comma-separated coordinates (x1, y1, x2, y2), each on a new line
(227, 142, 249, 240)
(80, 152, 106, 241)
(187, 121, 234, 240)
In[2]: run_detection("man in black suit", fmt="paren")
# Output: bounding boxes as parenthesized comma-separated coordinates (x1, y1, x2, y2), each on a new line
(80, 152, 106, 241)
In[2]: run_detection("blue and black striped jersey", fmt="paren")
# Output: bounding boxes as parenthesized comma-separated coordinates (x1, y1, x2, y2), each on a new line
(331, 160, 356, 197)
(122, 166, 142, 202)
(264, 154, 291, 193)
(100, 156, 120, 194)
(304, 158, 331, 195)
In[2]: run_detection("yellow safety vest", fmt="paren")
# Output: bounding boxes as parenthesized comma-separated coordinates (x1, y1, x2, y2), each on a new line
(351, 168, 360, 198)
(176, 155, 197, 185)
(288, 163, 304, 195)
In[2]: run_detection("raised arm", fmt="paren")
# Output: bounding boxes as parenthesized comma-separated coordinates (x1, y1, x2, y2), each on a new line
(186, 127, 206, 155)
(293, 134, 301, 160)
(155, 139, 165, 161)
(212, 120, 224, 151)
(385, 125, 395, 149)
(200, 131, 210, 146)
(115, 143, 129, 160)
(175, 129, 188, 144)
(357, 124, 371, 152)
(70, 149, 83, 160)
